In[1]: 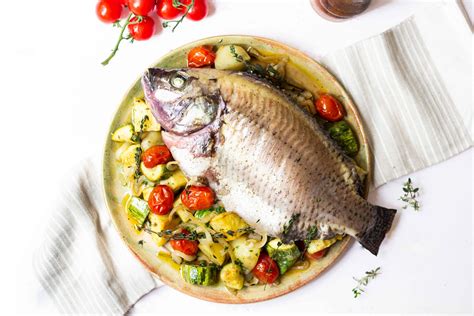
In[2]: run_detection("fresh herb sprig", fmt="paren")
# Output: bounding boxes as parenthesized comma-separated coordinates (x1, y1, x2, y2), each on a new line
(352, 267, 381, 298)
(399, 178, 420, 211)
(162, 0, 195, 32)
(282, 213, 300, 235)
(229, 45, 282, 86)
(143, 226, 255, 241)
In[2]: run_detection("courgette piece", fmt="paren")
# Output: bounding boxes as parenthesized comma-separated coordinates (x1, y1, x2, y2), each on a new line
(209, 212, 249, 241)
(127, 196, 150, 227)
(132, 98, 161, 132)
(140, 162, 168, 182)
(194, 206, 225, 223)
(198, 242, 227, 266)
(141, 131, 164, 150)
(266, 238, 301, 274)
(112, 124, 136, 143)
(164, 169, 187, 191)
(307, 235, 343, 254)
(180, 262, 218, 286)
(230, 237, 261, 272)
(328, 121, 359, 156)
(142, 186, 154, 201)
(220, 263, 244, 290)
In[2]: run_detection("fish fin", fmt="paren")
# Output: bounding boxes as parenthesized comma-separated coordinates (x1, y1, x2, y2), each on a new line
(357, 206, 396, 255)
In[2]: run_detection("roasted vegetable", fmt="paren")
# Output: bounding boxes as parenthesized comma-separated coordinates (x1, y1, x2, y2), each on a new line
(209, 212, 249, 240)
(140, 163, 168, 182)
(198, 241, 227, 266)
(180, 262, 218, 286)
(132, 98, 161, 132)
(119, 144, 141, 169)
(231, 237, 261, 271)
(266, 238, 301, 274)
(140, 131, 164, 150)
(214, 45, 250, 71)
(148, 212, 179, 246)
(307, 235, 343, 254)
(163, 169, 188, 191)
(194, 206, 225, 223)
(328, 121, 359, 156)
(127, 196, 150, 227)
(111, 124, 136, 143)
(220, 263, 244, 290)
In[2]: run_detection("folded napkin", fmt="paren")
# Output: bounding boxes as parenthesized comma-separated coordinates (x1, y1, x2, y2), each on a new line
(33, 3, 472, 314)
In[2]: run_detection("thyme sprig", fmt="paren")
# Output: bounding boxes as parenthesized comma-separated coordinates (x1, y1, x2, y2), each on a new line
(229, 45, 282, 86)
(399, 178, 420, 211)
(162, 0, 195, 32)
(143, 226, 255, 241)
(352, 267, 381, 298)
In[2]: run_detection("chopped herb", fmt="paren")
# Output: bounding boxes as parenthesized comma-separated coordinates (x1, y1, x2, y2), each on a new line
(282, 214, 300, 235)
(352, 267, 381, 298)
(234, 259, 243, 269)
(399, 178, 420, 211)
(138, 240, 145, 247)
(133, 147, 143, 179)
(256, 219, 261, 223)
(227, 230, 235, 236)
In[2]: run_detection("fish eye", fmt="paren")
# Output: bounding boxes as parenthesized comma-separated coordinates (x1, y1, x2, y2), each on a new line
(170, 73, 187, 89)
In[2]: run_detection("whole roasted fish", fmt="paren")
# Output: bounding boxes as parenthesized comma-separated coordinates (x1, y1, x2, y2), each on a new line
(142, 68, 396, 255)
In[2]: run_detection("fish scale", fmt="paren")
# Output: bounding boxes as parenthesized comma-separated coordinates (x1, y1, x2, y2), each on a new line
(142, 68, 396, 255)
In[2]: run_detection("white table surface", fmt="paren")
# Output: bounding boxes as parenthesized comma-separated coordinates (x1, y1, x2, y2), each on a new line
(6, 0, 472, 314)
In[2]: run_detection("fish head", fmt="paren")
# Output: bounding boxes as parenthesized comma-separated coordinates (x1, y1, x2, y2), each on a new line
(142, 68, 226, 136)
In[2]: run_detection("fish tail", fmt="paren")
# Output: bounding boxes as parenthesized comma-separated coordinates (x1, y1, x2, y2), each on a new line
(357, 206, 397, 255)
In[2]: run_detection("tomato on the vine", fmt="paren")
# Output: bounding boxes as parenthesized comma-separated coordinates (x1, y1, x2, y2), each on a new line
(182, 0, 208, 21)
(252, 253, 280, 284)
(180, 185, 215, 211)
(187, 46, 215, 68)
(128, 0, 156, 16)
(157, 0, 184, 20)
(315, 94, 345, 122)
(96, 0, 123, 23)
(170, 229, 199, 256)
(148, 185, 174, 215)
(128, 16, 155, 41)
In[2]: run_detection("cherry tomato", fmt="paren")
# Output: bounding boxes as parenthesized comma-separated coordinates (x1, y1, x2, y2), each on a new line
(187, 46, 215, 68)
(170, 229, 199, 255)
(252, 253, 280, 284)
(128, 0, 156, 16)
(148, 185, 174, 215)
(315, 94, 345, 122)
(96, 0, 123, 23)
(182, 0, 208, 21)
(181, 185, 215, 211)
(157, 0, 184, 19)
(305, 248, 328, 260)
(142, 145, 171, 168)
(128, 16, 155, 41)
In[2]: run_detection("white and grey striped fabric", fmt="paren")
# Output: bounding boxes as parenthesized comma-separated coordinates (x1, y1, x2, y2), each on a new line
(33, 5, 472, 315)
(33, 159, 158, 314)
(321, 9, 472, 187)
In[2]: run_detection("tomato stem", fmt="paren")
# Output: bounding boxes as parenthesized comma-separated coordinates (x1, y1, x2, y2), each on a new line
(163, 0, 194, 32)
(101, 13, 133, 66)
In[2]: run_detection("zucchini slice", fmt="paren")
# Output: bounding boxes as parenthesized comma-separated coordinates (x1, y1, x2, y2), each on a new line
(220, 263, 244, 290)
(198, 242, 227, 266)
(163, 169, 187, 191)
(127, 196, 150, 227)
(266, 238, 301, 274)
(307, 235, 343, 254)
(111, 124, 137, 143)
(140, 162, 168, 182)
(180, 262, 218, 286)
(132, 99, 161, 132)
(230, 237, 261, 272)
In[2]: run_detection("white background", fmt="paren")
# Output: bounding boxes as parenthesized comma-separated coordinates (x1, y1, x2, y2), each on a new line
(3, 0, 472, 315)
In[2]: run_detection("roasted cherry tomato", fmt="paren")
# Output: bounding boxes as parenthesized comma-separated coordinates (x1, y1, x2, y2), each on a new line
(315, 94, 345, 122)
(252, 253, 280, 284)
(181, 185, 215, 211)
(148, 185, 174, 215)
(141, 145, 171, 168)
(157, 0, 184, 19)
(96, 0, 123, 23)
(305, 248, 328, 260)
(170, 229, 199, 256)
(127, 0, 156, 16)
(187, 46, 215, 68)
(182, 0, 208, 21)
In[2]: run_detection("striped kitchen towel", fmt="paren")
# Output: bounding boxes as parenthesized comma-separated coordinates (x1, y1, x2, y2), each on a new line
(33, 2, 472, 314)
(33, 158, 160, 314)
(321, 2, 472, 187)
